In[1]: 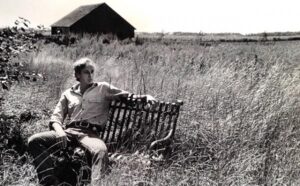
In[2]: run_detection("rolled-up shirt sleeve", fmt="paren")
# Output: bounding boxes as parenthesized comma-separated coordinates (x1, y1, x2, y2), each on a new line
(104, 82, 129, 101)
(49, 92, 68, 129)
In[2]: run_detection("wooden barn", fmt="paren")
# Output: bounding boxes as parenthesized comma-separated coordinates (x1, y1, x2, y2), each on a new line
(51, 3, 135, 39)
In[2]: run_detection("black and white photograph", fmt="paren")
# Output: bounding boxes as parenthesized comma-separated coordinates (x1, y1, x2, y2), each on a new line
(0, 0, 300, 185)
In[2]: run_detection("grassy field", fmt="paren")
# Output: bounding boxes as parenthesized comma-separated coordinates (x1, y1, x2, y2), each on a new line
(1, 34, 300, 185)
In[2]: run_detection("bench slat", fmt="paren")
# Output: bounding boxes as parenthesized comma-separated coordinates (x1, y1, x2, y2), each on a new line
(154, 102, 164, 137)
(102, 98, 183, 152)
(111, 101, 122, 142)
(159, 103, 169, 138)
(117, 101, 128, 143)
(104, 100, 117, 142)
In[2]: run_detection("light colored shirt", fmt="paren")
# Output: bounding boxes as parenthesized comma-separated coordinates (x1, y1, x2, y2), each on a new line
(50, 81, 129, 128)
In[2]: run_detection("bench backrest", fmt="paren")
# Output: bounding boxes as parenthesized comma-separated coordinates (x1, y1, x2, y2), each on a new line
(98, 97, 183, 152)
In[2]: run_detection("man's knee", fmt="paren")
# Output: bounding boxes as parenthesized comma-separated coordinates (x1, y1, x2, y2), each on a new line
(97, 148, 108, 157)
(91, 147, 108, 160)
(27, 133, 41, 151)
(27, 131, 56, 153)
(80, 136, 107, 154)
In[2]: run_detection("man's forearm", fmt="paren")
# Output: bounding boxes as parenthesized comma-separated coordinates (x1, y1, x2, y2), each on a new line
(52, 122, 66, 135)
(52, 122, 67, 148)
(113, 93, 156, 104)
(132, 94, 147, 99)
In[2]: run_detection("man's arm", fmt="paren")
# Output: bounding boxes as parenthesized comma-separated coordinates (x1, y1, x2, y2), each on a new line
(49, 93, 68, 149)
(105, 82, 157, 104)
(49, 93, 68, 129)
(52, 122, 68, 149)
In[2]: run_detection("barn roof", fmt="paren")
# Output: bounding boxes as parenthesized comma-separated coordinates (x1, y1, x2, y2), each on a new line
(51, 3, 135, 29)
(51, 3, 101, 27)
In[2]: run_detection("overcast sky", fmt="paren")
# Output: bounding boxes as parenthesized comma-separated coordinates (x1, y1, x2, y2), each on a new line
(0, 0, 299, 34)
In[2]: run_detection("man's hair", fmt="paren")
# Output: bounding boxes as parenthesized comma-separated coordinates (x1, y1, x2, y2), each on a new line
(73, 57, 96, 81)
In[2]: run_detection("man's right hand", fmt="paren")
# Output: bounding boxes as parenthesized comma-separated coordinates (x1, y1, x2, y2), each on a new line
(52, 122, 68, 149)
(56, 131, 68, 149)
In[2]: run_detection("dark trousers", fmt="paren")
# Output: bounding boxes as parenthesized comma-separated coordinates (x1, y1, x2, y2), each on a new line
(28, 129, 108, 186)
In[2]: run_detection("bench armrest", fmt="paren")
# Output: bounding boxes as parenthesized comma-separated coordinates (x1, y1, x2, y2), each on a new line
(149, 129, 174, 150)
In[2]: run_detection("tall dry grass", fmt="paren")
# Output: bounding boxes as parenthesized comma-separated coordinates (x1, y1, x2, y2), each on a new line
(3, 35, 300, 185)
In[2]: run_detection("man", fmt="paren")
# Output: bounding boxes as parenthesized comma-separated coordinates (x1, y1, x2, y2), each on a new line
(28, 57, 156, 185)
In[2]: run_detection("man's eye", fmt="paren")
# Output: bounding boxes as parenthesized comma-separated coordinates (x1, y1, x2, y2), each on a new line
(83, 70, 93, 74)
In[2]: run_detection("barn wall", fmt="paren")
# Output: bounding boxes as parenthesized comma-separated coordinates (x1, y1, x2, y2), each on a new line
(70, 4, 134, 39)
(51, 27, 70, 35)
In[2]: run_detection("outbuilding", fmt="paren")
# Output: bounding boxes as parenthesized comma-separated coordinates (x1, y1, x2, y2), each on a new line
(51, 3, 135, 39)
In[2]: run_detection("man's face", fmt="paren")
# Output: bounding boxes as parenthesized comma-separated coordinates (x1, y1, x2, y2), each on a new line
(77, 65, 95, 85)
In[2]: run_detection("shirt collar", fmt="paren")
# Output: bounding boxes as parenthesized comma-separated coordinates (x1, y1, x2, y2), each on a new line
(71, 83, 81, 95)
(71, 83, 98, 95)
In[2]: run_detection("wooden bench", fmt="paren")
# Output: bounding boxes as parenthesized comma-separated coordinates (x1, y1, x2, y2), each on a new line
(54, 97, 183, 184)
(103, 96, 183, 152)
